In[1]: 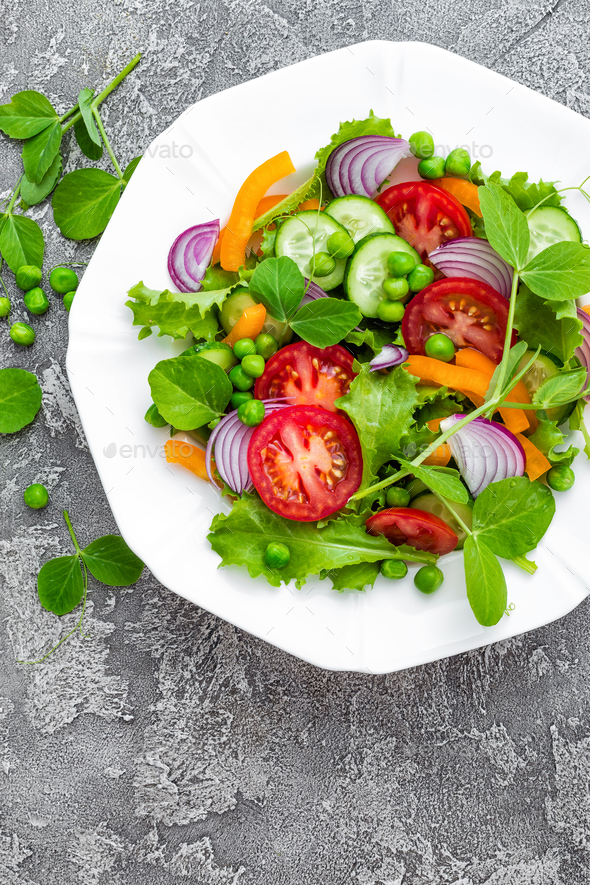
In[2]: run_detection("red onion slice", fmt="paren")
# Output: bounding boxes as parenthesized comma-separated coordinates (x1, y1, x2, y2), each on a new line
(439, 414, 525, 498)
(576, 308, 590, 403)
(430, 237, 513, 299)
(326, 135, 410, 199)
(369, 344, 409, 371)
(168, 220, 220, 293)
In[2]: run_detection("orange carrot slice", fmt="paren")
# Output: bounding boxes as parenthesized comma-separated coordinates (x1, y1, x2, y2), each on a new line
(211, 193, 288, 266)
(165, 439, 210, 481)
(516, 433, 551, 482)
(298, 198, 321, 211)
(222, 303, 267, 348)
(220, 152, 295, 271)
(454, 348, 533, 433)
(432, 178, 481, 216)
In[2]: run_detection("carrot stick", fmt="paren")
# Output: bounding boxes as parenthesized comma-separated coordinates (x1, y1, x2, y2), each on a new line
(222, 303, 267, 348)
(432, 178, 481, 216)
(211, 227, 226, 266)
(165, 439, 210, 481)
(404, 355, 530, 434)
(516, 433, 551, 482)
(220, 152, 295, 271)
(455, 348, 533, 433)
(211, 194, 288, 266)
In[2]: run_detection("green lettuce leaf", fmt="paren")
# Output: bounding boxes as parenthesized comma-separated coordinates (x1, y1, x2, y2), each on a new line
(513, 285, 582, 363)
(125, 281, 231, 341)
(470, 164, 562, 211)
(320, 561, 380, 592)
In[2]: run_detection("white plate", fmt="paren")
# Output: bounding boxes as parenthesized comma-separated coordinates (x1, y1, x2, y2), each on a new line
(67, 40, 590, 673)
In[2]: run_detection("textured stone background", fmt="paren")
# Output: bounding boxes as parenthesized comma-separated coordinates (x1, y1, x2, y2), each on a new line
(2, 2, 590, 883)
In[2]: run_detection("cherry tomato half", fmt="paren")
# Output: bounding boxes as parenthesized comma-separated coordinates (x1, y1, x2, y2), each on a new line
(401, 277, 514, 364)
(366, 507, 458, 555)
(254, 342, 356, 412)
(248, 405, 362, 522)
(375, 181, 472, 268)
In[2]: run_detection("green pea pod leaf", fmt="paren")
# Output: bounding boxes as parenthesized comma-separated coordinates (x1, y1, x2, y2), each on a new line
(20, 152, 62, 206)
(148, 353, 232, 430)
(472, 476, 556, 557)
(479, 182, 530, 270)
(0, 90, 58, 138)
(21, 120, 62, 183)
(290, 298, 362, 348)
(396, 459, 470, 504)
(484, 340, 529, 403)
(78, 88, 101, 146)
(0, 367, 43, 433)
(37, 555, 85, 616)
(321, 561, 380, 592)
(463, 535, 507, 627)
(0, 213, 44, 273)
(521, 241, 590, 301)
(532, 367, 587, 408)
(52, 168, 121, 240)
(123, 156, 142, 183)
(74, 117, 103, 161)
(249, 256, 305, 322)
(81, 536, 144, 586)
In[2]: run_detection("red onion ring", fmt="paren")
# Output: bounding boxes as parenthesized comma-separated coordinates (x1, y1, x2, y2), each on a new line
(576, 307, 590, 403)
(369, 344, 409, 371)
(430, 237, 513, 299)
(439, 414, 525, 498)
(326, 136, 410, 199)
(168, 220, 220, 293)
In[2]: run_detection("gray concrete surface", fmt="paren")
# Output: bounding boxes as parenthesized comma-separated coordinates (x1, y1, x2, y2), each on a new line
(1, 2, 590, 883)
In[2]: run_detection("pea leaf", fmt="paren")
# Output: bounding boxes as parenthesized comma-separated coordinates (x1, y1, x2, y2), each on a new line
(527, 410, 578, 466)
(37, 555, 85, 616)
(344, 324, 394, 355)
(81, 536, 144, 586)
(397, 459, 469, 503)
(0, 367, 42, 433)
(0, 213, 44, 273)
(148, 353, 232, 430)
(533, 367, 587, 408)
(20, 152, 62, 205)
(123, 156, 141, 183)
(521, 241, 590, 301)
(21, 120, 62, 183)
(79, 88, 101, 145)
(0, 90, 58, 138)
(569, 400, 590, 460)
(126, 281, 233, 340)
(470, 164, 562, 211)
(484, 340, 529, 403)
(321, 561, 380, 592)
(479, 182, 530, 270)
(290, 298, 361, 348)
(249, 256, 304, 322)
(514, 285, 583, 363)
(472, 476, 556, 557)
(463, 535, 507, 627)
(74, 117, 103, 160)
(208, 495, 435, 590)
(52, 168, 122, 240)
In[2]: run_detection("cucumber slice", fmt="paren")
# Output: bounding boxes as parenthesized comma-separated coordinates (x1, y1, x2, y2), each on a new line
(517, 349, 568, 424)
(343, 233, 420, 318)
(324, 195, 395, 243)
(526, 206, 582, 261)
(274, 210, 348, 291)
(410, 493, 472, 550)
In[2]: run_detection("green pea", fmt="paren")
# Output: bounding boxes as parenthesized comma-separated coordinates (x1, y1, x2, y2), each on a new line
(387, 251, 416, 276)
(409, 131, 434, 160)
(238, 398, 265, 427)
(264, 542, 291, 569)
(381, 560, 408, 580)
(327, 230, 354, 259)
(445, 148, 471, 177)
(231, 390, 254, 409)
(241, 353, 265, 378)
(24, 287, 49, 315)
(377, 300, 405, 323)
(24, 483, 49, 509)
(63, 291, 75, 312)
(414, 565, 444, 594)
(310, 251, 336, 278)
(145, 403, 168, 428)
(50, 266, 79, 294)
(383, 278, 409, 301)
(424, 333, 456, 362)
(386, 486, 411, 507)
(233, 338, 257, 360)
(418, 156, 446, 180)
(546, 464, 575, 492)
(15, 265, 42, 290)
(255, 333, 278, 360)
(0, 296, 10, 318)
(408, 264, 434, 293)
(229, 365, 255, 391)
(10, 322, 35, 346)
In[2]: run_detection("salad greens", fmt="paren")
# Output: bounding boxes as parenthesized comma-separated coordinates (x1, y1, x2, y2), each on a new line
(0, 367, 42, 433)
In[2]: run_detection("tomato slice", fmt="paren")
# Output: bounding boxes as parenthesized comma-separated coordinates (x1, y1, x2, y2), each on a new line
(248, 405, 362, 521)
(254, 342, 356, 412)
(402, 277, 514, 364)
(375, 181, 473, 267)
(366, 507, 458, 555)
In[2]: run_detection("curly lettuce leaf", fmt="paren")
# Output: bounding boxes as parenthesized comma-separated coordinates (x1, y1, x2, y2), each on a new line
(320, 561, 380, 592)
(125, 281, 232, 341)
(470, 163, 562, 211)
(252, 177, 320, 232)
